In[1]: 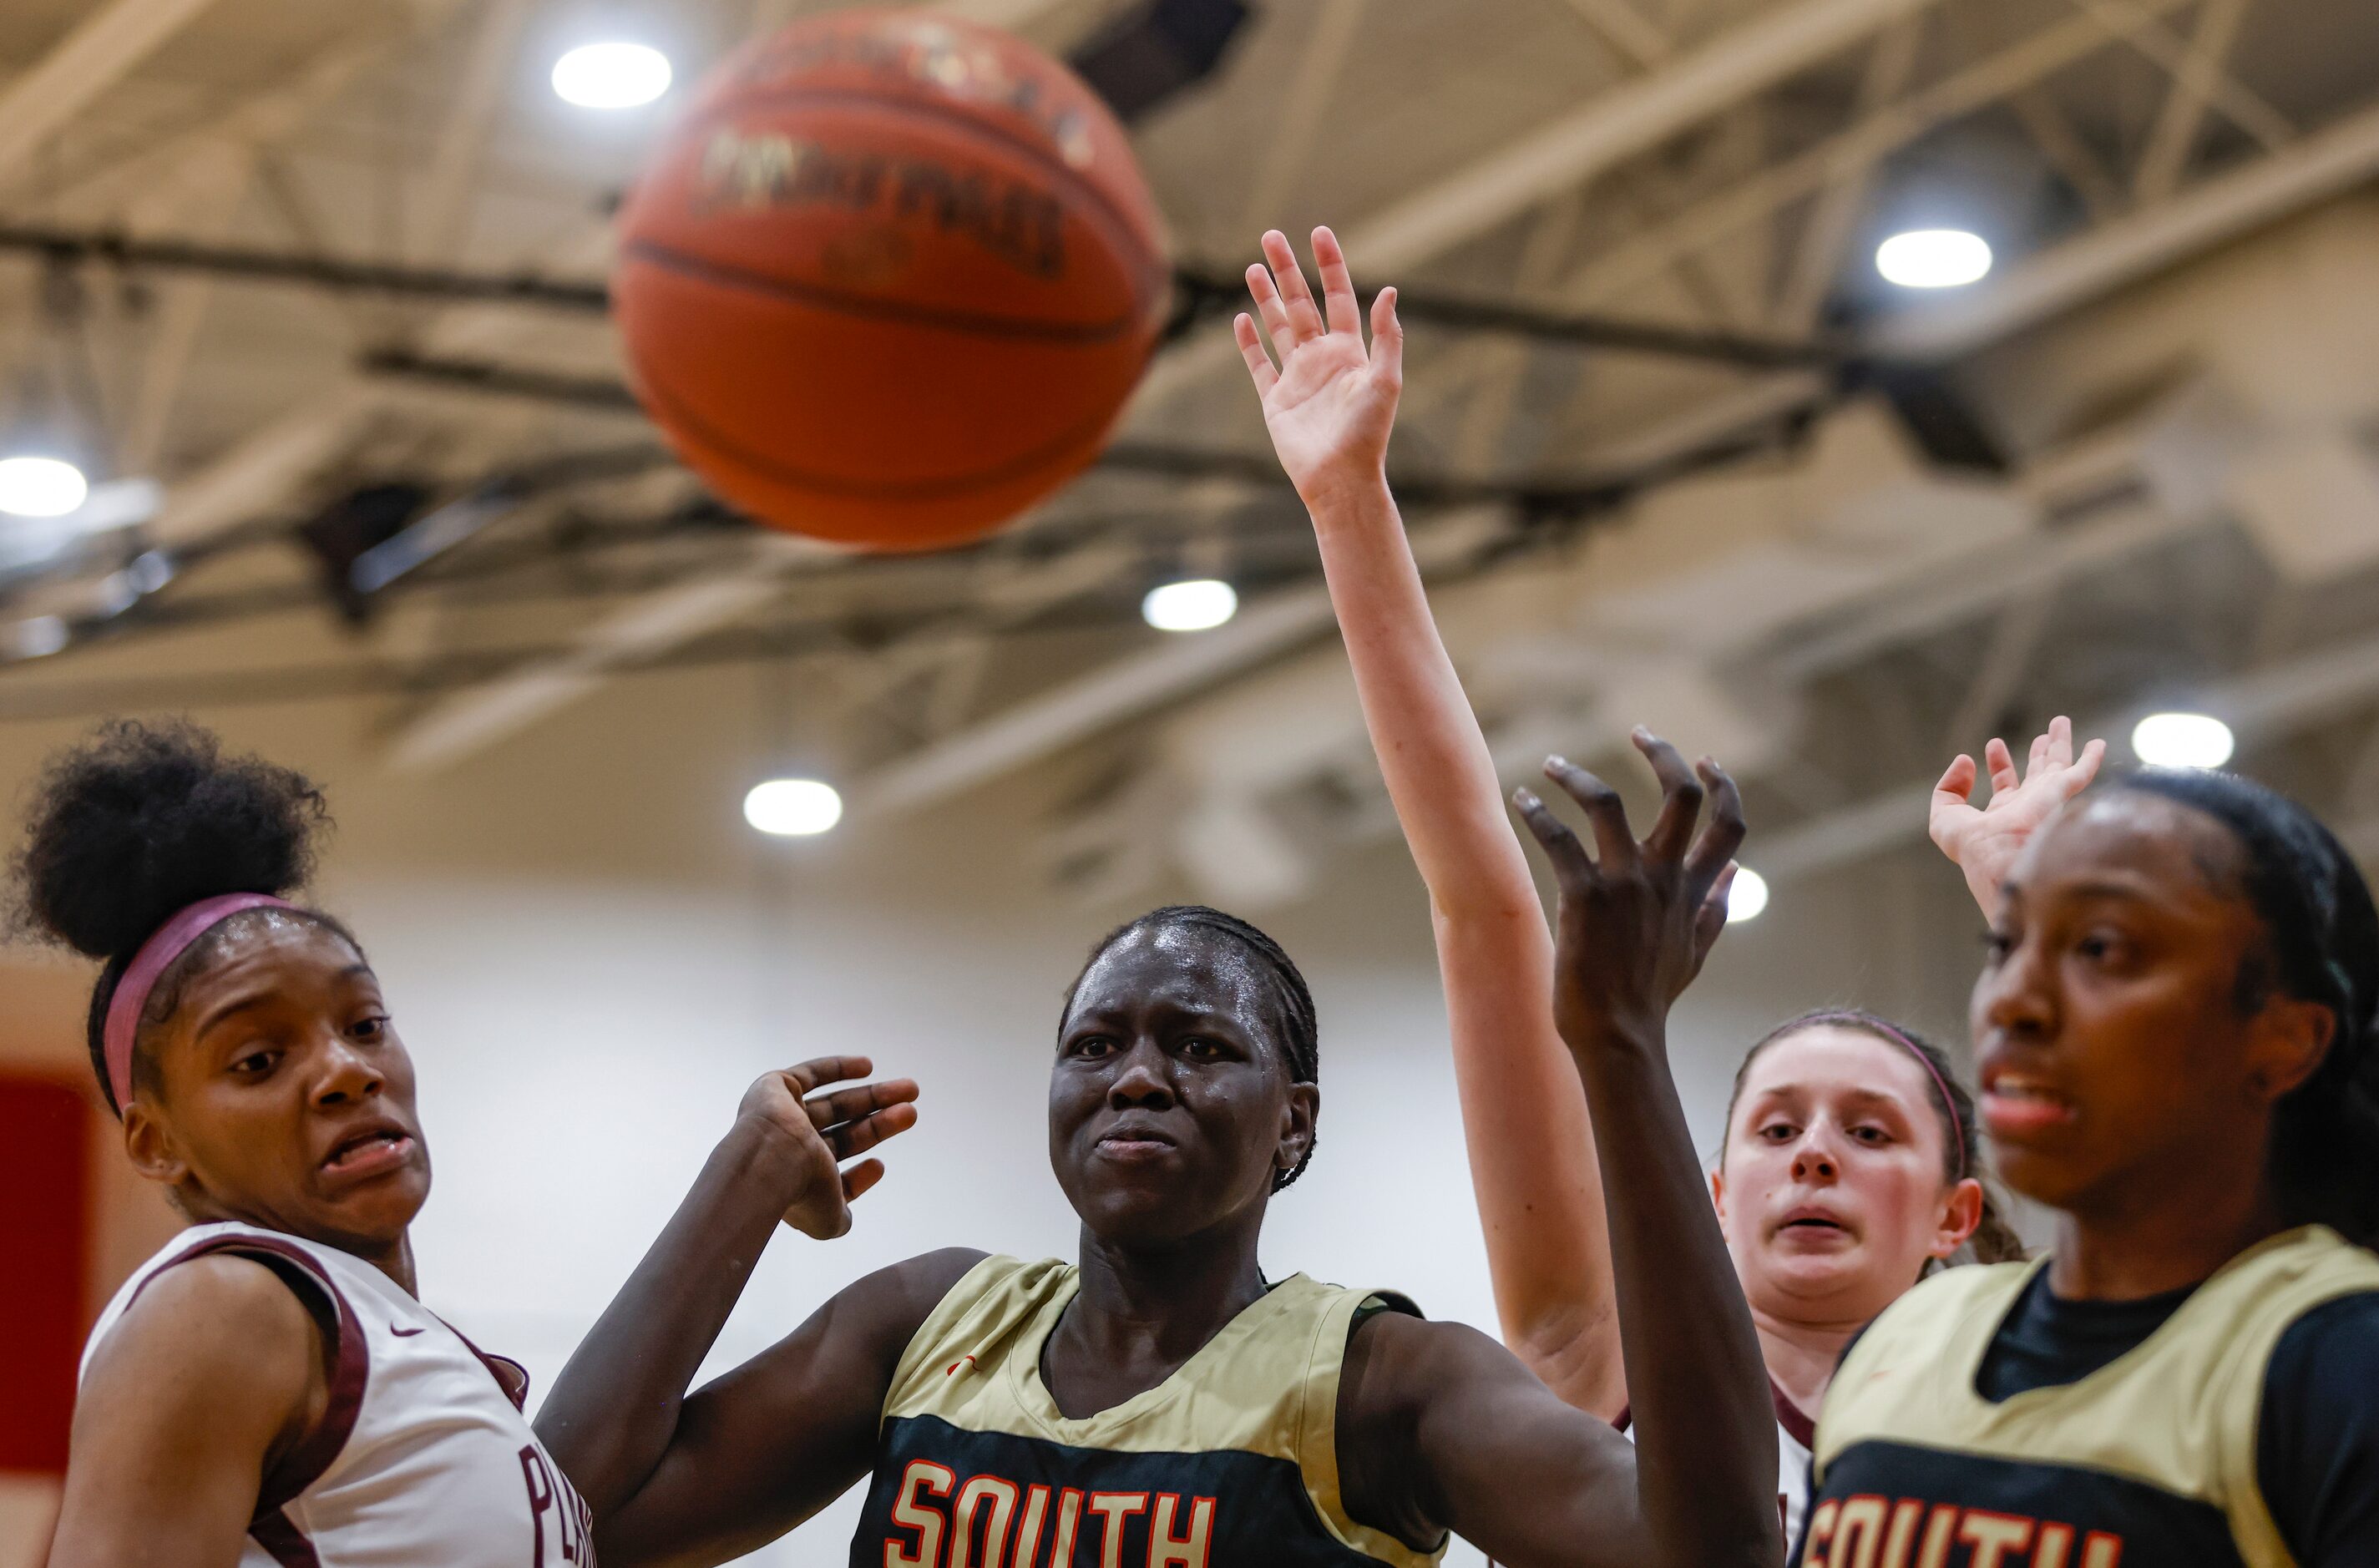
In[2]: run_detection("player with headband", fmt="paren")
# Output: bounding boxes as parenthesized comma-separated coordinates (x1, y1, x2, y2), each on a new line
(1232, 225, 2045, 1543)
(19, 719, 919, 1568)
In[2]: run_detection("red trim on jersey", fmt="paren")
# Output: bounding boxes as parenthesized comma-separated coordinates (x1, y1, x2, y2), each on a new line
(1611, 1377, 1816, 1449)
(128, 1235, 369, 1516)
(437, 1315, 533, 1411)
(249, 1506, 322, 1567)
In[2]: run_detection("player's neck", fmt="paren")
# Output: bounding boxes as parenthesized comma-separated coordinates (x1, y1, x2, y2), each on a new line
(1751, 1306, 1860, 1416)
(1060, 1216, 1269, 1381)
(2049, 1164, 2292, 1301)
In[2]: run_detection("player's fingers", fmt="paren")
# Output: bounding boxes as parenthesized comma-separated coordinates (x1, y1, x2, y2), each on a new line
(1369, 286, 1404, 389)
(2046, 715, 2073, 768)
(806, 1078, 919, 1130)
(2063, 737, 2107, 797)
(782, 1055, 874, 1095)
(1261, 229, 1325, 340)
(1984, 737, 2018, 794)
(2027, 730, 2053, 777)
(1693, 862, 1739, 965)
(828, 1101, 919, 1160)
(842, 1158, 888, 1205)
(1244, 263, 1298, 362)
(1233, 313, 1279, 395)
(1512, 787, 1595, 891)
(1633, 728, 1704, 865)
(1311, 226, 1363, 337)
(1683, 758, 1746, 890)
(1544, 756, 1638, 876)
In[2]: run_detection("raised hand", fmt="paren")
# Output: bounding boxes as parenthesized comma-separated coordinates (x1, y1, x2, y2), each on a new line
(1930, 716, 2106, 922)
(1235, 225, 1403, 505)
(1511, 729, 1744, 1058)
(734, 1055, 919, 1240)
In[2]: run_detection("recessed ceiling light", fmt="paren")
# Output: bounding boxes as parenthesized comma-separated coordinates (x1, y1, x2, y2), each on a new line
(1876, 229, 1993, 289)
(744, 778, 843, 836)
(1142, 579, 1238, 633)
(2132, 712, 2234, 770)
(552, 42, 671, 109)
(0, 456, 89, 518)
(1726, 867, 1769, 924)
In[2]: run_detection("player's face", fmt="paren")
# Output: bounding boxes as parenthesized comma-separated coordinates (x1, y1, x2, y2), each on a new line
(1717, 1027, 1974, 1324)
(1970, 792, 2279, 1217)
(1049, 926, 1315, 1247)
(132, 914, 430, 1250)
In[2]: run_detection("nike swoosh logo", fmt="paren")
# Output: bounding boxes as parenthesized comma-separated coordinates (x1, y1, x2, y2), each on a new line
(392, 1325, 428, 1338)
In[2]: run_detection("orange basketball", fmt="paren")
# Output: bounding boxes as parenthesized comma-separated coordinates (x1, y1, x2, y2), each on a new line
(611, 11, 1171, 552)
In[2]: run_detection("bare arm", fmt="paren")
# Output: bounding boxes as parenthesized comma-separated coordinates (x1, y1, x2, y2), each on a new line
(1238, 227, 1621, 1416)
(536, 1057, 919, 1556)
(48, 1256, 324, 1568)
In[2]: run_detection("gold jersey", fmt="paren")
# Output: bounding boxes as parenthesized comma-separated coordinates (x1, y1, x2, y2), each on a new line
(1805, 1226, 2379, 1568)
(847, 1255, 1444, 1568)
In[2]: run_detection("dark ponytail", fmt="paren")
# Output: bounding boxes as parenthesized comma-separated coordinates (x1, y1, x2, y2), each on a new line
(9, 718, 344, 1115)
(1066, 904, 1319, 1191)
(1729, 1009, 2029, 1267)
(2114, 769, 2379, 1246)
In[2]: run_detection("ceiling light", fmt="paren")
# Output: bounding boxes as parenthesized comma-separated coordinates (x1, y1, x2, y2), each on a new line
(1142, 579, 1238, 633)
(744, 778, 843, 836)
(5, 616, 67, 660)
(1726, 867, 1769, 924)
(0, 457, 89, 518)
(2132, 712, 2234, 770)
(1876, 229, 1993, 289)
(552, 42, 671, 109)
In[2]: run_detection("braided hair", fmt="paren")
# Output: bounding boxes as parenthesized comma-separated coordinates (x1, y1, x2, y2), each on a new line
(1727, 1009, 2029, 1266)
(9, 718, 352, 1116)
(1065, 904, 1319, 1191)
(2113, 768, 2379, 1245)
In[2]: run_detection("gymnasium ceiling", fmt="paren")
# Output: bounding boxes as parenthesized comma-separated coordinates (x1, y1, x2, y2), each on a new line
(2, 0, 2379, 909)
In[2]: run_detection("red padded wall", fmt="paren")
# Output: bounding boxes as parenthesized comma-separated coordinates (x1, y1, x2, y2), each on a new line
(0, 1077, 91, 1473)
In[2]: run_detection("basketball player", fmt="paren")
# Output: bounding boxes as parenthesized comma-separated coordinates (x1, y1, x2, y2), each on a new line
(1801, 764, 2379, 1563)
(20, 719, 919, 1567)
(1233, 225, 2032, 1545)
(535, 751, 1783, 1568)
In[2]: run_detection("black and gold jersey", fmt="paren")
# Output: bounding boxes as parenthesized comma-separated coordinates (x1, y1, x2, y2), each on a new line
(1803, 1225, 2379, 1568)
(849, 1255, 1444, 1568)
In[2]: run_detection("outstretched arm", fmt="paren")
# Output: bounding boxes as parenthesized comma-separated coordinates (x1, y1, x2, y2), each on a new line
(1238, 227, 1621, 1416)
(1929, 716, 2104, 921)
(1342, 735, 1779, 1567)
(538, 1057, 921, 1559)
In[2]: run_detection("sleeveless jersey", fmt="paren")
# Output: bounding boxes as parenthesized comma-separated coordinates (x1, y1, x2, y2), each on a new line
(1803, 1225, 2379, 1568)
(850, 1255, 1445, 1568)
(80, 1221, 595, 1568)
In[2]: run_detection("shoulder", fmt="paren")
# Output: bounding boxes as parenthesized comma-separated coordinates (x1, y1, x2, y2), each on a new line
(1846, 1260, 2029, 1357)
(833, 1248, 995, 1358)
(79, 1252, 323, 1442)
(2257, 1291, 2379, 1564)
(1344, 1308, 1511, 1418)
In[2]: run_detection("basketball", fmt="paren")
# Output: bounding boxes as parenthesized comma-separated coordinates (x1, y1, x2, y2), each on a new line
(610, 11, 1171, 552)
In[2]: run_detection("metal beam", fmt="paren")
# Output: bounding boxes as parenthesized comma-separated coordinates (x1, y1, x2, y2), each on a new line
(1758, 618, 2379, 883)
(1872, 95, 2379, 360)
(2131, 0, 2260, 204)
(1345, 0, 1944, 273)
(0, 0, 222, 180)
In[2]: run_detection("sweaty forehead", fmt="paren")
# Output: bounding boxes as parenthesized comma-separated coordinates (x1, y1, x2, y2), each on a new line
(179, 911, 369, 1004)
(1068, 923, 1273, 1028)
(1740, 1024, 1935, 1111)
(2014, 791, 2245, 902)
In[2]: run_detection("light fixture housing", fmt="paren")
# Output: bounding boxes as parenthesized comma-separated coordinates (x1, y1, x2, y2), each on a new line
(1876, 228, 1993, 289)
(1726, 867, 1769, 924)
(552, 42, 672, 109)
(0, 456, 90, 518)
(1142, 579, 1238, 633)
(744, 778, 843, 837)
(2132, 712, 2235, 770)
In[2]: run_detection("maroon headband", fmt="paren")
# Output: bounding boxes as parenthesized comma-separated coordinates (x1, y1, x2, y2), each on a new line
(1798, 1011, 1968, 1179)
(102, 893, 294, 1112)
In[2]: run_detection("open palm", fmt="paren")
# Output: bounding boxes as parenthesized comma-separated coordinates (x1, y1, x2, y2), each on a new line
(1930, 716, 2106, 921)
(1235, 226, 1404, 503)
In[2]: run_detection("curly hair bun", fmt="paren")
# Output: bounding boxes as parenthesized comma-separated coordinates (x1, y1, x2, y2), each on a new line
(14, 718, 329, 961)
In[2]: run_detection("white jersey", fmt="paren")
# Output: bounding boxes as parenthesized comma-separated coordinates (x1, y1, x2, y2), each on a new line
(1615, 1378, 1814, 1546)
(80, 1221, 594, 1568)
